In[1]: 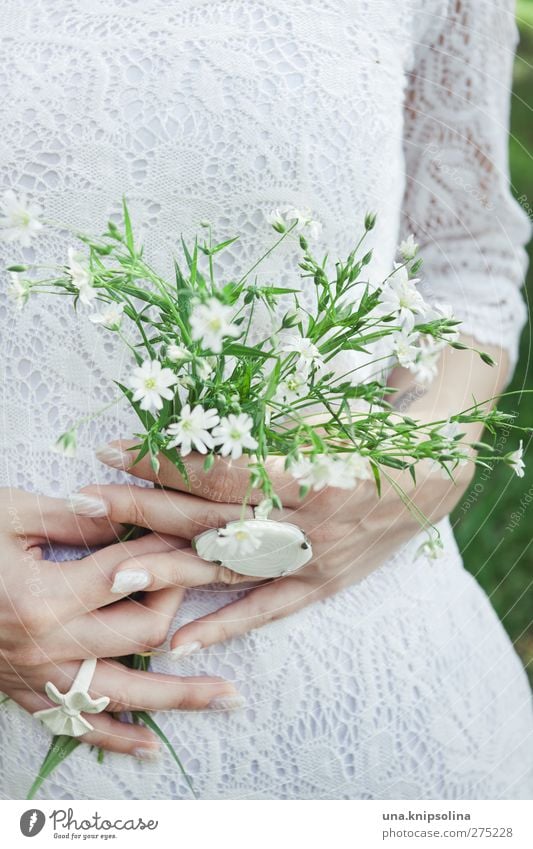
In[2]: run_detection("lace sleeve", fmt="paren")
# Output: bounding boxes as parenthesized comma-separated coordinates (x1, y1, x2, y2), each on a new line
(401, 0, 531, 376)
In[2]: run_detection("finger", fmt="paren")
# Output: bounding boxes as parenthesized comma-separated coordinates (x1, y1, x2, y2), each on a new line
(109, 546, 261, 594)
(49, 531, 267, 656)
(34, 534, 188, 625)
(12, 689, 161, 757)
(170, 576, 322, 650)
(48, 660, 243, 712)
(2, 488, 123, 546)
(69, 483, 255, 538)
(96, 439, 303, 507)
(47, 586, 186, 661)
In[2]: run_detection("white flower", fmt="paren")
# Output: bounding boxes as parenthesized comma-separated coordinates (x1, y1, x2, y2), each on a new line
(398, 234, 418, 260)
(212, 413, 258, 460)
(266, 208, 288, 232)
(411, 338, 443, 385)
(254, 498, 274, 520)
(195, 357, 216, 381)
(439, 420, 461, 444)
(280, 335, 323, 376)
(51, 429, 77, 458)
(283, 305, 306, 328)
(506, 440, 525, 478)
(166, 343, 191, 363)
(89, 302, 124, 329)
(0, 190, 43, 247)
(217, 521, 264, 557)
(66, 247, 97, 307)
(7, 272, 31, 308)
(266, 206, 322, 238)
(392, 330, 419, 368)
(190, 297, 240, 353)
(290, 452, 371, 492)
(381, 264, 427, 331)
(67, 246, 89, 286)
(343, 452, 373, 482)
(424, 302, 459, 342)
(166, 404, 220, 456)
(306, 217, 323, 240)
(128, 359, 178, 413)
(274, 370, 309, 405)
(418, 536, 444, 561)
(290, 456, 333, 491)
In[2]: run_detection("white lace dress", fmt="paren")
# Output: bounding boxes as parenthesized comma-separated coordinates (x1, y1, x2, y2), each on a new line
(0, 0, 532, 800)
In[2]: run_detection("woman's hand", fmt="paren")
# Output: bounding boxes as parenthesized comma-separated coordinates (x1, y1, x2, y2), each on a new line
(83, 442, 470, 652)
(0, 488, 243, 758)
(90, 337, 507, 655)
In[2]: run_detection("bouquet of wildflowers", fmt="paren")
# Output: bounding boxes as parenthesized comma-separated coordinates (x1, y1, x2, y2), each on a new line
(5, 194, 526, 543)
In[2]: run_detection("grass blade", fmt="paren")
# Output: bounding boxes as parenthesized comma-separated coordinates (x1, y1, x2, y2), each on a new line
(27, 735, 81, 800)
(135, 710, 197, 798)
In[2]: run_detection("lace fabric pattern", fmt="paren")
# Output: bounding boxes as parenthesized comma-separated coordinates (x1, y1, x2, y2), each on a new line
(0, 0, 531, 799)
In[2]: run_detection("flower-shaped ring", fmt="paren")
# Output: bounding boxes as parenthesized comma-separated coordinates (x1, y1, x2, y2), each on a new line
(34, 658, 110, 737)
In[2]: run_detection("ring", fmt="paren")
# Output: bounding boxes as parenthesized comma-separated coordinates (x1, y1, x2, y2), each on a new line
(192, 509, 313, 579)
(33, 658, 110, 737)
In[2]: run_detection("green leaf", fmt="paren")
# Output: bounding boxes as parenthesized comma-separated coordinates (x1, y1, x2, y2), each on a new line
(27, 735, 82, 800)
(223, 343, 273, 359)
(371, 461, 382, 497)
(122, 197, 134, 253)
(210, 236, 239, 254)
(135, 711, 197, 798)
(203, 453, 215, 471)
(263, 359, 281, 402)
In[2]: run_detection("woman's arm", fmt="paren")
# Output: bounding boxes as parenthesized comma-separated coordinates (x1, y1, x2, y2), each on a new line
(400, 0, 530, 377)
(388, 334, 508, 443)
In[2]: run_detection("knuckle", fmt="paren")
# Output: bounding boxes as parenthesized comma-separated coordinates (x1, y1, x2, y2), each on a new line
(9, 643, 49, 669)
(309, 521, 339, 545)
(121, 497, 145, 527)
(216, 565, 241, 586)
(208, 468, 239, 504)
(169, 557, 186, 588)
(139, 616, 170, 650)
(214, 620, 237, 643)
(106, 692, 129, 712)
(13, 599, 53, 637)
(199, 507, 226, 533)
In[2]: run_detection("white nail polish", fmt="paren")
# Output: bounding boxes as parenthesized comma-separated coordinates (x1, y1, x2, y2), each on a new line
(133, 747, 161, 762)
(208, 694, 246, 711)
(111, 569, 151, 594)
(96, 445, 133, 471)
(169, 641, 202, 659)
(67, 494, 108, 518)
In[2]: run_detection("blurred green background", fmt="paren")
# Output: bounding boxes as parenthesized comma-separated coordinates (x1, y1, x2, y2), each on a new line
(453, 1, 532, 678)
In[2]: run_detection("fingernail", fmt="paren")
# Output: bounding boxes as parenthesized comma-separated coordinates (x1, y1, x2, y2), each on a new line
(132, 747, 161, 762)
(169, 641, 202, 659)
(111, 569, 152, 594)
(208, 694, 246, 711)
(67, 493, 108, 518)
(96, 445, 133, 471)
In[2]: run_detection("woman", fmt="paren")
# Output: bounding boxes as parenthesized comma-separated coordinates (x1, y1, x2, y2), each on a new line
(0, 0, 532, 799)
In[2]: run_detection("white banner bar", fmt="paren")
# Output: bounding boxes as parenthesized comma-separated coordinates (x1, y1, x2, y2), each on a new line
(2, 799, 532, 848)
